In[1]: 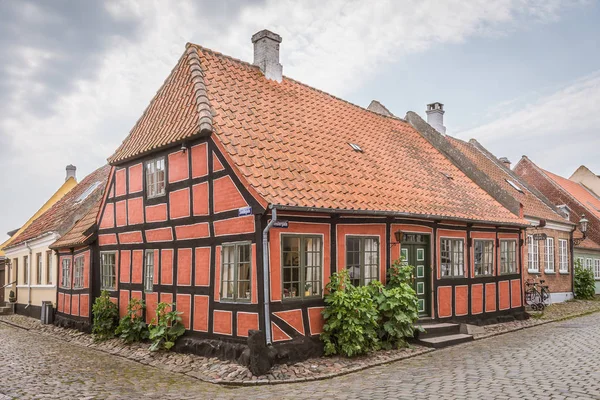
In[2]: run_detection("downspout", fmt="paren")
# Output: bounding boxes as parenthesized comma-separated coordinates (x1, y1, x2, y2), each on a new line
(25, 241, 32, 309)
(262, 206, 277, 345)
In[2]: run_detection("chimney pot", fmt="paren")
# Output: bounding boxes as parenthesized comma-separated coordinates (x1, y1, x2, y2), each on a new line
(426, 102, 446, 135)
(66, 164, 77, 182)
(252, 29, 283, 82)
(499, 157, 511, 169)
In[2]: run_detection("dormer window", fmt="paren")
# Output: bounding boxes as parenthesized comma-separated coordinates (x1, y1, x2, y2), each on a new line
(557, 204, 570, 220)
(146, 157, 166, 198)
(76, 181, 102, 203)
(349, 143, 363, 152)
(506, 179, 524, 194)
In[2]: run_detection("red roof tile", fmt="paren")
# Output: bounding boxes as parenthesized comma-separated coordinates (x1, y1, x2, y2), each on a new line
(447, 137, 571, 224)
(108, 44, 526, 225)
(7, 165, 110, 249)
(542, 169, 600, 221)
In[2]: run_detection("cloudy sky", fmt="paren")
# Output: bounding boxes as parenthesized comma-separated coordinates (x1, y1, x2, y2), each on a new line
(1, 0, 599, 241)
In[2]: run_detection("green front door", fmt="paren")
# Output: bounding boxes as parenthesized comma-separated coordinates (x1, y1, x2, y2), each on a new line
(401, 234, 431, 317)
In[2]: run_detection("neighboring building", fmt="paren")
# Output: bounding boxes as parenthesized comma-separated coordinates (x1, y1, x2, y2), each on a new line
(515, 157, 600, 294)
(445, 138, 576, 303)
(3, 166, 110, 318)
(94, 29, 528, 360)
(569, 165, 600, 196)
(1, 165, 78, 304)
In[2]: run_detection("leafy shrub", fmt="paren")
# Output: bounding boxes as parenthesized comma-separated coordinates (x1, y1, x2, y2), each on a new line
(148, 302, 185, 351)
(574, 260, 596, 299)
(92, 290, 119, 341)
(371, 261, 421, 349)
(116, 297, 148, 343)
(321, 269, 380, 357)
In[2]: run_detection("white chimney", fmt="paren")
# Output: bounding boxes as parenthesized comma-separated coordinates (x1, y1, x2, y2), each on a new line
(426, 102, 446, 135)
(252, 29, 283, 82)
(66, 164, 77, 182)
(499, 157, 511, 169)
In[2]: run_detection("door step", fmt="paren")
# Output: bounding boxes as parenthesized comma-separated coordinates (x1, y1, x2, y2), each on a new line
(416, 322, 461, 338)
(416, 333, 474, 349)
(0, 306, 12, 316)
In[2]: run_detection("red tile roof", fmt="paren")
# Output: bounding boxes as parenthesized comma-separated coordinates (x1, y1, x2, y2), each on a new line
(447, 137, 571, 224)
(107, 44, 526, 225)
(7, 165, 110, 249)
(574, 230, 600, 251)
(49, 199, 100, 249)
(542, 168, 600, 221)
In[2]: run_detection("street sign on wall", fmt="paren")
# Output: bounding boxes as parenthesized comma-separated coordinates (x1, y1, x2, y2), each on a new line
(533, 233, 547, 241)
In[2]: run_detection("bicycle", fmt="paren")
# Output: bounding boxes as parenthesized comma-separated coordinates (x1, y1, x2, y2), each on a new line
(525, 279, 550, 311)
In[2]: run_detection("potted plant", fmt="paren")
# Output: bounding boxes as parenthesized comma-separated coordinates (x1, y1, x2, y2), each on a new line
(304, 283, 312, 297)
(8, 290, 16, 303)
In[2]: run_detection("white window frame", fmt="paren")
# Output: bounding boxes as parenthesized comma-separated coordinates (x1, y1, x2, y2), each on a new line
(36, 253, 43, 285)
(527, 235, 539, 272)
(346, 236, 380, 285)
(545, 237, 555, 273)
(61, 258, 71, 288)
(578, 257, 585, 268)
(558, 239, 569, 273)
(144, 250, 154, 293)
(586, 258, 593, 273)
(221, 242, 252, 302)
(73, 256, 84, 289)
(145, 157, 166, 199)
(100, 252, 116, 291)
(595, 259, 600, 280)
(46, 251, 53, 285)
(474, 240, 494, 277)
(440, 238, 465, 278)
(500, 240, 517, 274)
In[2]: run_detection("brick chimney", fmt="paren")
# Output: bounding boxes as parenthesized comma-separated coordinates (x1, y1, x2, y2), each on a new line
(252, 29, 283, 82)
(426, 102, 446, 135)
(66, 164, 77, 182)
(499, 157, 511, 169)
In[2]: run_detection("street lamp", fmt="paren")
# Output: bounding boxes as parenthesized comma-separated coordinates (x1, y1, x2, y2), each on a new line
(573, 214, 589, 246)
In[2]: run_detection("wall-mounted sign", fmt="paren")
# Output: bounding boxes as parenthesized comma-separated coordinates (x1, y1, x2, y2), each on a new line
(533, 233, 547, 241)
(238, 206, 252, 216)
(273, 220, 289, 228)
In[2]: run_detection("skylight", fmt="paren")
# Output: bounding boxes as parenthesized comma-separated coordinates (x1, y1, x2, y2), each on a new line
(76, 181, 102, 203)
(505, 179, 524, 194)
(349, 143, 363, 152)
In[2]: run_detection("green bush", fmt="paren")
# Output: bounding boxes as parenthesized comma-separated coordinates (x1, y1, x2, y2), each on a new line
(92, 290, 119, 341)
(148, 302, 185, 351)
(321, 269, 380, 357)
(574, 260, 596, 299)
(116, 297, 149, 343)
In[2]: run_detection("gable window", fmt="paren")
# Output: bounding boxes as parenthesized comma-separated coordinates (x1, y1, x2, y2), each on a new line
(527, 235, 539, 272)
(474, 240, 494, 276)
(346, 237, 379, 286)
(36, 252, 42, 285)
(61, 258, 71, 288)
(144, 250, 154, 293)
(544, 238, 555, 272)
(500, 240, 517, 274)
(23, 255, 29, 285)
(440, 238, 464, 278)
(100, 252, 116, 290)
(282, 235, 322, 299)
(46, 251, 53, 284)
(73, 256, 84, 289)
(221, 242, 251, 302)
(146, 157, 166, 198)
(558, 239, 569, 273)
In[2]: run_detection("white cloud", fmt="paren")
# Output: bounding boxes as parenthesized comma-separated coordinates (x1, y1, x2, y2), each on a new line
(0, 0, 585, 239)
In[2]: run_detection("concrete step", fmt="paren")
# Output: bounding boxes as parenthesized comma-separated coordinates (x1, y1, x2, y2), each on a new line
(0, 305, 13, 315)
(416, 333, 474, 349)
(416, 322, 461, 339)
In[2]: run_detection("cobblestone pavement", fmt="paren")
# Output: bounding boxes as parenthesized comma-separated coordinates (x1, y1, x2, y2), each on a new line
(3, 313, 600, 399)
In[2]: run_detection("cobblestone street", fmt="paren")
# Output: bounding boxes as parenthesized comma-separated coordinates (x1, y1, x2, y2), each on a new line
(2, 312, 600, 399)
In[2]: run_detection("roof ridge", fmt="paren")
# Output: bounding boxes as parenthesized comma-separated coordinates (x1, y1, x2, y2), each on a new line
(185, 44, 213, 135)
(189, 43, 407, 124)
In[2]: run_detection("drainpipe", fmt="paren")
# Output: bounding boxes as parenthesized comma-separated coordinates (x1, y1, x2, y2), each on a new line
(262, 206, 277, 345)
(25, 241, 32, 309)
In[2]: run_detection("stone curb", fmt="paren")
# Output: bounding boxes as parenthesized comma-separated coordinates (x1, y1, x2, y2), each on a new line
(2, 307, 599, 386)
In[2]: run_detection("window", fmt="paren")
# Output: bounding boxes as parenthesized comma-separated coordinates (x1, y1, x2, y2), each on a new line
(23, 255, 29, 284)
(36, 253, 42, 285)
(221, 243, 251, 302)
(506, 179, 524, 193)
(440, 239, 464, 278)
(12, 258, 18, 284)
(46, 251, 53, 284)
(545, 238, 555, 272)
(282, 236, 322, 299)
(500, 240, 517, 274)
(76, 181, 102, 203)
(578, 257, 585, 268)
(73, 256, 84, 289)
(595, 259, 600, 280)
(346, 237, 379, 286)
(100, 252, 116, 290)
(61, 258, 71, 288)
(474, 240, 494, 276)
(144, 250, 154, 292)
(348, 143, 363, 152)
(586, 258, 593, 272)
(145, 157, 165, 198)
(527, 235, 539, 272)
(559, 239, 569, 273)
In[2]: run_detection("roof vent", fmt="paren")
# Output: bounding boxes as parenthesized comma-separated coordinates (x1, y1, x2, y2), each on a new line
(252, 30, 283, 83)
(426, 102, 446, 135)
(349, 143, 363, 152)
